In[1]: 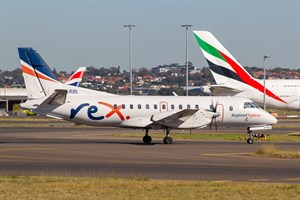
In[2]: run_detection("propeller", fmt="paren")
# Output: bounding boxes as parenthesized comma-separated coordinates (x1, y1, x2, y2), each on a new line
(209, 99, 220, 131)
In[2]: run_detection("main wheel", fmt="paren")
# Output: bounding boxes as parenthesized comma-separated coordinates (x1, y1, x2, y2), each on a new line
(163, 136, 173, 144)
(143, 135, 152, 144)
(247, 138, 254, 144)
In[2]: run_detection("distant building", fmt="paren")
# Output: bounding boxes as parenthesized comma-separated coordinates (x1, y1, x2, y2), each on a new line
(0, 88, 27, 115)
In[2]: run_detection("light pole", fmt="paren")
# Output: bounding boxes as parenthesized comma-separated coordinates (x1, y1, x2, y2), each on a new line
(263, 55, 270, 110)
(124, 24, 136, 95)
(181, 24, 192, 96)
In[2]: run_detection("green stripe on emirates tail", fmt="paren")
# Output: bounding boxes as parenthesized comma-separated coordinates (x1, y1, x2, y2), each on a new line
(194, 32, 226, 62)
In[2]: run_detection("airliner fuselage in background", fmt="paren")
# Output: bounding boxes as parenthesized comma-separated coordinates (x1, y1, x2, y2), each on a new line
(193, 31, 300, 111)
(18, 47, 277, 144)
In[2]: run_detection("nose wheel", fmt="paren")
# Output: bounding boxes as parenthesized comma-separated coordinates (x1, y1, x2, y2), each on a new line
(247, 130, 254, 144)
(247, 137, 254, 144)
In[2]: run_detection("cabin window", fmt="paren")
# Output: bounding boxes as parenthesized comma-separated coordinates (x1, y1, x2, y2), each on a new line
(171, 104, 175, 109)
(229, 106, 233, 111)
(179, 104, 183, 109)
(187, 104, 191, 109)
(130, 104, 133, 109)
(122, 104, 125, 109)
(195, 105, 199, 109)
(138, 104, 142, 109)
(162, 104, 166, 110)
(146, 104, 150, 109)
(154, 104, 158, 109)
(114, 104, 117, 109)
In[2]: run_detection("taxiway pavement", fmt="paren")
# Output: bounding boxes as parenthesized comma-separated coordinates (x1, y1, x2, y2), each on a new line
(0, 126, 299, 183)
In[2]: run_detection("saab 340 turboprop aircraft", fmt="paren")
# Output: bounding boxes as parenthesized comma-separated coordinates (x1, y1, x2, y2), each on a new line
(18, 47, 277, 144)
(193, 31, 300, 111)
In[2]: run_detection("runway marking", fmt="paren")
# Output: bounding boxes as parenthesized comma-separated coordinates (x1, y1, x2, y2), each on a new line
(201, 152, 300, 161)
(0, 147, 60, 152)
(249, 179, 269, 182)
(213, 180, 233, 183)
(0, 155, 83, 162)
(284, 178, 300, 181)
(201, 152, 251, 159)
(73, 133, 112, 137)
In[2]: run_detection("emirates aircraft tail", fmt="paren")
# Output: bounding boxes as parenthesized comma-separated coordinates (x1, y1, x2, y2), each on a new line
(193, 31, 254, 85)
(193, 31, 290, 109)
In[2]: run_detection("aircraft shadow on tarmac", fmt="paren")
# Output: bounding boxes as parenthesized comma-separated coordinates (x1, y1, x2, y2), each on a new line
(0, 138, 160, 145)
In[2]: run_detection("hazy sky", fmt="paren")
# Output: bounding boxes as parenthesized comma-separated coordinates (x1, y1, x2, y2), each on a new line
(0, 0, 299, 72)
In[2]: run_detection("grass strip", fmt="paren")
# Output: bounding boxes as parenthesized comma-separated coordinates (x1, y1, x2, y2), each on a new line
(255, 144, 300, 159)
(0, 176, 299, 200)
(113, 132, 300, 142)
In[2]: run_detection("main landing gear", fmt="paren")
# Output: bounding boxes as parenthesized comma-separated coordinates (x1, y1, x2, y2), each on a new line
(143, 129, 152, 144)
(142, 128, 173, 144)
(163, 128, 173, 144)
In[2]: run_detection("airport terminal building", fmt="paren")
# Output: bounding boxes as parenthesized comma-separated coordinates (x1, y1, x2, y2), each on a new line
(0, 88, 27, 116)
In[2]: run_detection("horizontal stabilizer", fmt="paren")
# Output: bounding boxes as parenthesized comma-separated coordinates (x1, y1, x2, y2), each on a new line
(202, 85, 244, 96)
(40, 89, 67, 106)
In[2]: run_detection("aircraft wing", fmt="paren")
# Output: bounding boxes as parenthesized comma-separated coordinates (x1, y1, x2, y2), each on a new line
(151, 109, 215, 129)
(120, 109, 216, 129)
(202, 85, 244, 96)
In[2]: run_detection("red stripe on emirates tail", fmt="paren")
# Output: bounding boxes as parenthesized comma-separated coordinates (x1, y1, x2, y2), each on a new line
(218, 51, 286, 104)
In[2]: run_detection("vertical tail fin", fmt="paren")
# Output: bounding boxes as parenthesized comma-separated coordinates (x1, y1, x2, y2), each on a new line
(18, 47, 61, 99)
(193, 31, 286, 104)
(193, 31, 253, 84)
(65, 67, 86, 87)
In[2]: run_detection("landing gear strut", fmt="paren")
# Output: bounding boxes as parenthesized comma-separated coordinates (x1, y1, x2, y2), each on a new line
(163, 128, 173, 144)
(143, 129, 152, 144)
(247, 130, 254, 144)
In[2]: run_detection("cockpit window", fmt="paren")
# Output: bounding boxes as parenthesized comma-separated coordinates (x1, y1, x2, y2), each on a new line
(244, 102, 258, 109)
(251, 102, 260, 108)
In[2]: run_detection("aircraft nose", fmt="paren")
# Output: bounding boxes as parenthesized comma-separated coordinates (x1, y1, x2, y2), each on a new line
(266, 113, 277, 125)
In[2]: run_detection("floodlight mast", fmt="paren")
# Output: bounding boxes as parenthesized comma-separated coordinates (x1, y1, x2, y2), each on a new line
(124, 24, 136, 95)
(181, 24, 192, 96)
(263, 55, 270, 110)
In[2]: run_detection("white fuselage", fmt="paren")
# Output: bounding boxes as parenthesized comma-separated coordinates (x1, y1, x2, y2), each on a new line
(226, 78, 300, 110)
(31, 93, 277, 129)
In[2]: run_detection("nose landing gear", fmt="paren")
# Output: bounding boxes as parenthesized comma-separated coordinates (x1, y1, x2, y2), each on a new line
(247, 130, 255, 144)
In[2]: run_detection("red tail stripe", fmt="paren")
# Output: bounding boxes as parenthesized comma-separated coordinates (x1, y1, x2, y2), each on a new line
(22, 64, 56, 82)
(219, 51, 286, 104)
(69, 71, 83, 80)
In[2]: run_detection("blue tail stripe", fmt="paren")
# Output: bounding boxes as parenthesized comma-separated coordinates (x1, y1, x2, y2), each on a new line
(69, 82, 79, 87)
(18, 47, 57, 81)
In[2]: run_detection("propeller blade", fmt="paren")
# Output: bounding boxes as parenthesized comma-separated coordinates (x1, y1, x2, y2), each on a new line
(209, 99, 219, 131)
(214, 118, 218, 131)
(209, 117, 213, 130)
